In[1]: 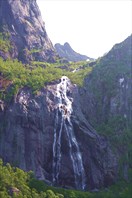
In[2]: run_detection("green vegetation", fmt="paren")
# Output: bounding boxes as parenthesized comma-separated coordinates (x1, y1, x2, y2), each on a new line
(0, 58, 92, 100)
(85, 45, 132, 181)
(0, 158, 131, 198)
(0, 36, 131, 197)
(30, 60, 93, 86)
(30, 179, 132, 198)
(28, 48, 42, 54)
(0, 32, 11, 52)
(87, 45, 131, 135)
(0, 158, 64, 197)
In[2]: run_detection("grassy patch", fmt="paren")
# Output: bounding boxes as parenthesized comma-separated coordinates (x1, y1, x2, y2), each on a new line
(0, 32, 11, 53)
(0, 58, 92, 100)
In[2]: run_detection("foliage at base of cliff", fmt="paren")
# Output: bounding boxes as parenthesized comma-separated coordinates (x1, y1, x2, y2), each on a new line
(0, 158, 132, 198)
(0, 159, 64, 198)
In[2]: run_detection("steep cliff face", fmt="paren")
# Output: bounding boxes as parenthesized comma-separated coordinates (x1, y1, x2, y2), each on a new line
(0, 0, 57, 62)
(79, 35, 132, 180)
(80, 35, 132, 131)
(0, 77, 117, 190)
(0, 0, 131, 191)
(55, 42, 92, 62)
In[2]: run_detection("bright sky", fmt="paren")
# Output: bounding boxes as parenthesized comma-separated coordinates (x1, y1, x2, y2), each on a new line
(37, 0, 132, 59)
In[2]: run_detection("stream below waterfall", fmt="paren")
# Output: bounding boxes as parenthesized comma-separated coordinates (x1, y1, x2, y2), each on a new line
(52, 76, 86, 190)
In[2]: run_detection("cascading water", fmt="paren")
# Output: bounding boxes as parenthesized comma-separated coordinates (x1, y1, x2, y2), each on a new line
(52, 76, 86, 190)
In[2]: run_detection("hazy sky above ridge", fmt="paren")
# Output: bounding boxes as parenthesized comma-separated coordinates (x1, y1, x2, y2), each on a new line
(37, 0, 132, 59)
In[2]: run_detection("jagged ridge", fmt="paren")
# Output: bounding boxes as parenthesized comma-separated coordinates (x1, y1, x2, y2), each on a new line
(55, 42, 93, 62)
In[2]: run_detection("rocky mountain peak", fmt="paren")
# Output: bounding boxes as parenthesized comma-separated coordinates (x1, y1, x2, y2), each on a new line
(0, 0, 57, 62)
(55, 42, 93, 62)
(64, 42, 71, 48)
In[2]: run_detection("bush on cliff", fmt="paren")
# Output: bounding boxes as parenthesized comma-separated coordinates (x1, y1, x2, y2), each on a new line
(0, 58, 92, 100)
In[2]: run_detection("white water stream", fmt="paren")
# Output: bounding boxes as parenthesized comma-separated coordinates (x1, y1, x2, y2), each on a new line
(52, 76, 85, 190)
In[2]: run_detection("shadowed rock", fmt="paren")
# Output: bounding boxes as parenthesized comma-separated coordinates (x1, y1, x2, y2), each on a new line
(0, 78, 118, 190)
(0, 0, 57, 62)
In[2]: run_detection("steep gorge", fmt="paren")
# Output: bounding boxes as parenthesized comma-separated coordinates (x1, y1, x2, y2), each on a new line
(0, 0, 131, 192)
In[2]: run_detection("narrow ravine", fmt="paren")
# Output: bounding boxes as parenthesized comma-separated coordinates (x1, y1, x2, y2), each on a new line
(52, 76, 86, 190)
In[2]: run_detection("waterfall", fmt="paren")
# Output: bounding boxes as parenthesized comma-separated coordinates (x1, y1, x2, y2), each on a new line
(52, 76, 86, 190)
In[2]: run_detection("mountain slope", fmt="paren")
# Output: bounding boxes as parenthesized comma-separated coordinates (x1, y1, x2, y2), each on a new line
(0, 0, 57, 63)
(0, 0, 131, 192)
(81, 35, 132, 130)
(79, 35, 132, 180)
(55, 42, 92, 62)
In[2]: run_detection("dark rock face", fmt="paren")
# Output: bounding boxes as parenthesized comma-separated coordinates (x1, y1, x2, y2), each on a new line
(55, 42, 93, 62)
(0, 1, 130, 189)
(0, 0, 57, 62)
(0, 78, 118, 190)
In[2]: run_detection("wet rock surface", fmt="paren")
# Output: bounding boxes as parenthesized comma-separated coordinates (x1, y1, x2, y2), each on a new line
(0, 78, 118, 190)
